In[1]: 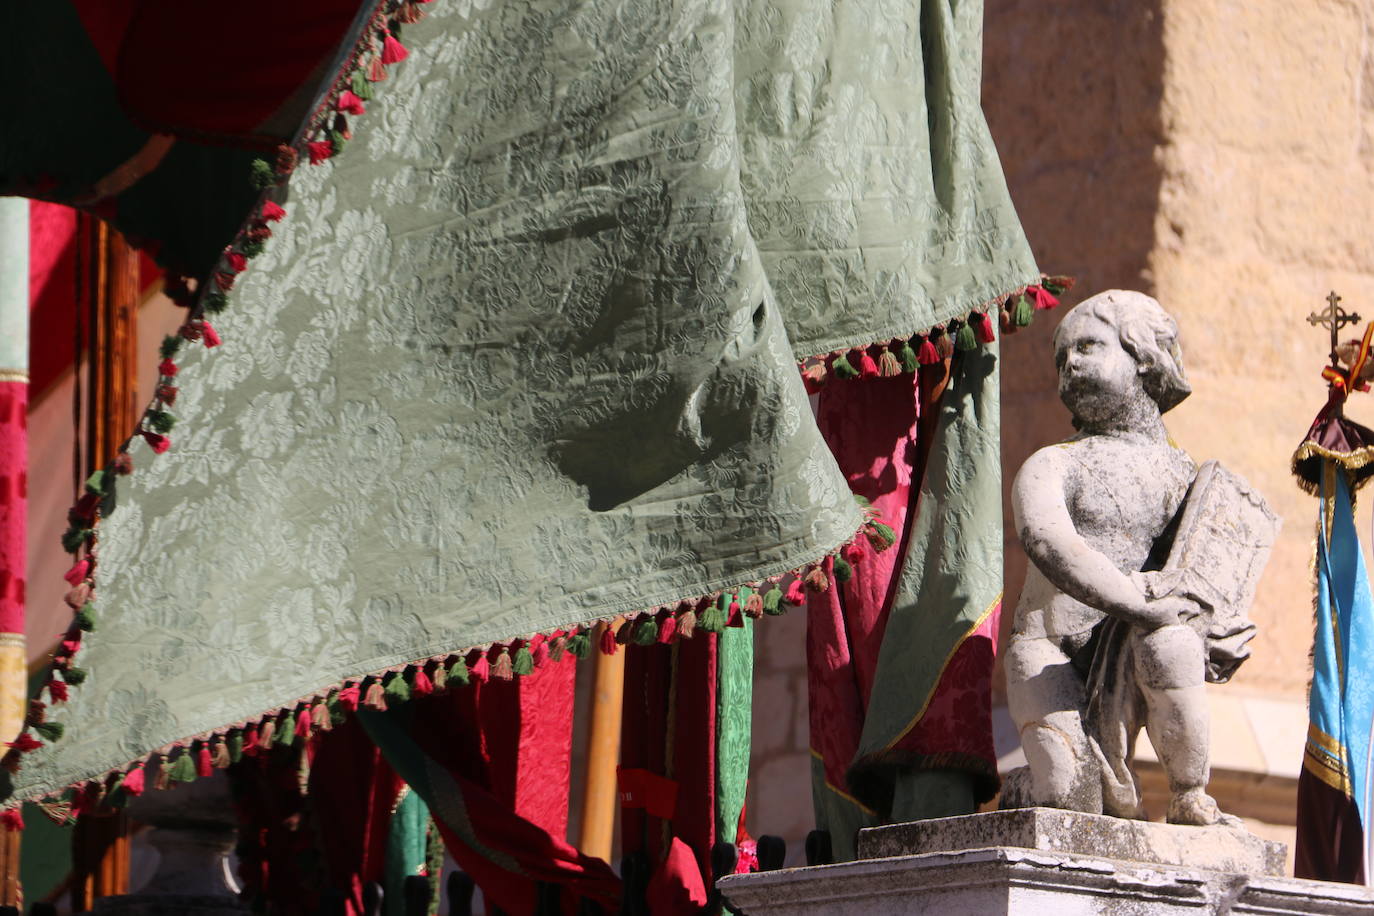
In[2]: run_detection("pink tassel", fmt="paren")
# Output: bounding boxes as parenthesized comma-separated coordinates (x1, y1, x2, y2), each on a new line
(368, 55, 388, 81)
(312, 701, 332, 731)
(975, 313, 996, 344)
(363, 680, 387, 709)
(381, 32, 409, 64)
(493, 649, 514, 680)
(158, 358, 178, 377)
(2, 808, 23, 832)
(157, 384, 178, 405)
(857, 349, 880, 379)
(201, 322, 221, 348)
(337, 90, 366, 115)
(225, 252, 247, 273)
(46, 679, 68, 702)
(260, 200, 286, 222)
(785, 579, 806, 606)
(64, 582, 91, 609)
(801, 361, 828, 394)
(141, 431, 171, 454)
(805, 566, 829, 592)
(743, 592, 764, 618)
(63, 559, 90, 587)
(657, 613, 677, 643)
(1029, 285, 1059, 310)
(336, 684, 361, 711)
(242, 724, 260, 754)
(122, 763, 145, 796)
(411, 668, 433, 696)
(257, 719, 276, 747)
(307, 141, 334, 165)
(469, 652, 490, 682)
(531, 639, 549, 668)
(196, 744, 213, 778)
(113, 452, 134, 475)
(294, 705, 312, 738)
(599, 626, 618, 656)
(60, 638, 81, 655)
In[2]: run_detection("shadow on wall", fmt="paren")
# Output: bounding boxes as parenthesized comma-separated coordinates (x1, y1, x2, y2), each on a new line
(983, 0, 1167, 697)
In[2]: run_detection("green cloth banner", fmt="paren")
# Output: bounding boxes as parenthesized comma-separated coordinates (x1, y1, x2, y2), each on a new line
(5, 0, 1032, 802)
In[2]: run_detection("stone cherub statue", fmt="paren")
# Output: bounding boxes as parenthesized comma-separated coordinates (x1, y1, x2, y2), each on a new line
(1006, 290, 1278, 825)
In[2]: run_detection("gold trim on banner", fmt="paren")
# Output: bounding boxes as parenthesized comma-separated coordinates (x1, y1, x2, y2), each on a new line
(0, 371, 27, 384)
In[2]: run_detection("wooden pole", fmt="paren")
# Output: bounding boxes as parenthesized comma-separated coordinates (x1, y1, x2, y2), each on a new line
(577, 620, 625, 864)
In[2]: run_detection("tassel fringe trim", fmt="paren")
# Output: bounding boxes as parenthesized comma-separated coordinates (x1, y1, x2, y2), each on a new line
(797, 275, 1075, 389)
(7, 501, 894, 822)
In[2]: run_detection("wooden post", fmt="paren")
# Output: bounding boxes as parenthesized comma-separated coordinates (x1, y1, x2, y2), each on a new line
(68, 216, 139, 911)
(577, 620, 625, 864)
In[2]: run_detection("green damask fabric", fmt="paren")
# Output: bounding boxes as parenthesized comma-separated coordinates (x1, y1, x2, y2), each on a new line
(9, 0, 1032, 801)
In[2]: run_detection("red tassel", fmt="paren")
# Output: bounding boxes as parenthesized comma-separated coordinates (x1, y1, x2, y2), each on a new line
(531, 640, 549, 668)
(469, 652, 490, 683)
(368, 55, 388, 81)
(916, 336, 939, 365)
(157, 384, 178, 405)
(122, 763, 145, 797)
(46, 679, 68, 702)
(337, 683, 361, 711)
(60, 638, 81, 656)
(727, 597, 742, 627)
(1030, 285, 1059, 310)
(225, 252, 247, 274)
(141, 431, 171, 454)
(1, 808, 23, 832)
(294, 705, 312, 738)
(260, 200, 286, 222)
(785, 579, 806, 606)
(975, 313, 996, 344)
(337, 90, 367, 115)
(242, 724, 260, 753)
(363, 680, 387, 709)
(214, 271, 236, 292)
(656, 613, 677, 643)
(842, 540, 865, 566)
(63, 559, 90, 587)
(857, 349, 879, 379)
(307, 141, 334, 165)
(599, 625, 618, 656)
(158, 358, 178, 377)
(381, 33, 409, 64)
(196, 743, 213, 778)
(6, 734, 40, 752)
(411, 668, 433, 696)
(201, 322, 221, 348)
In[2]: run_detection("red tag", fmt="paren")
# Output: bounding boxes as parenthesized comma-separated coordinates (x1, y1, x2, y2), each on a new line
(617, 767, 679, 819)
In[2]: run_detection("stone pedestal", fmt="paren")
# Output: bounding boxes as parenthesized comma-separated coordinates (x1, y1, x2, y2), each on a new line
(717, 808, 1374, 915)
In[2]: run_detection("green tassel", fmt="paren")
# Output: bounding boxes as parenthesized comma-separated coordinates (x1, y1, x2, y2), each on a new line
(75, 603, 97, 632)
(228, 731, 244, 763)
(203, 292, 228, 315)
(249, 158, 276, 190)
(240, 238, 266, 258)
(867, 521, 897, 550)
(276, 712, 296, 744)
(330, 130, 348, 155)
(84, 470, 108, 497)
(159, 335, 182, 359)
(352, 70, 374, 101)
(567, 633, 591, 659)
(698, 597, 726, 634)
(898, 341, 919, 373)
(762, 587, 785, 615)
(1012, 294, 1034, 328)
(32, 721, 64, 742)
(168, 751, 197, 783)
(833, 555, 852, 583)
(61, 527, 90, 554)
(512, 646, 534, 676)
(146, 409, 176, 434)
(450, 655, 471, 685)
(954, 321, 978, 352)
(831, 353, 859, 380)
(63, 666, 87, 685)
(384, 674, 412, 704)
(633, 617, 658, 645)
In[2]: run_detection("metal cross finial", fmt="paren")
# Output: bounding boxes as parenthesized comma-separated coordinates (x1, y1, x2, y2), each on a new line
(1308, 290, 1361, 369)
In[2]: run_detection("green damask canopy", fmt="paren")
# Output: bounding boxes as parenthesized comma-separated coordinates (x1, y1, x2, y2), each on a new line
(5, 0, 1033, 803)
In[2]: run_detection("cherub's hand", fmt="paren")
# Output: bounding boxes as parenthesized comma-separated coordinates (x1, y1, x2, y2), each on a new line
(1135, 595, 1203, 630)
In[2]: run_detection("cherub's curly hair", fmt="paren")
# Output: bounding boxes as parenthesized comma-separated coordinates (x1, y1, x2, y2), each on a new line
(1054, 289, 1192, 413)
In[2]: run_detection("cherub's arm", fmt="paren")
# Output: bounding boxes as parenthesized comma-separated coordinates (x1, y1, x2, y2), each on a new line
(1012, 448, 1178, 630)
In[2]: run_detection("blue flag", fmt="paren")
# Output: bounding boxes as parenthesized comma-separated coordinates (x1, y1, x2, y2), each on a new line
(1298, 465, 1374, 882)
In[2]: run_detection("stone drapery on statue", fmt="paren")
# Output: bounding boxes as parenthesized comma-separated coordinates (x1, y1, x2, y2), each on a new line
(1006, 290, 1278, 825)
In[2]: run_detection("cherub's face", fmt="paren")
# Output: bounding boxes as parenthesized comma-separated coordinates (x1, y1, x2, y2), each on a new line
(1054, 315, 1145, 424)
